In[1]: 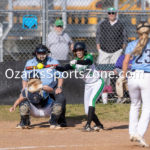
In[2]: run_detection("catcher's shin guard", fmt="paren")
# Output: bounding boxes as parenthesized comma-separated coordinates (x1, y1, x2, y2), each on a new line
(16, 115, 30, 129)
(49, 103, 62, 124)
(19, 100, 30, 116)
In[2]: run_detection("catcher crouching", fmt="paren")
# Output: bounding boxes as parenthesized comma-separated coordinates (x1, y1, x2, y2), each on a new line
(9, 71, 62, 129)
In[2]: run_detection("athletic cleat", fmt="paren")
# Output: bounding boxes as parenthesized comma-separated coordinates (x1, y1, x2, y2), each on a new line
(50, 124, 61, 130)
(50, 124, 56, 129)
(130, 135, 136, 142)
(55, 125, 61, 130)
(134, 135, 149, 147)
(83, 124, 93, 132)
(16, 124, 30, 129)
(93, 125, 104, 131)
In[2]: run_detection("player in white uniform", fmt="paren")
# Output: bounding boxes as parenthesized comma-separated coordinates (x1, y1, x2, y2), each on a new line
(123, 21, 150, 147)
(56, 42, 104, 131)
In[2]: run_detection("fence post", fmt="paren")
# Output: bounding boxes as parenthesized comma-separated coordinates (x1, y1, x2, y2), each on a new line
(141, 0, 146, 10)
(62, 0, 67, 29)
(0, 0, 13, 62)
(114, 0, 119, 10)
(42, 0, 47, 45)
(0, 39, 3, 62)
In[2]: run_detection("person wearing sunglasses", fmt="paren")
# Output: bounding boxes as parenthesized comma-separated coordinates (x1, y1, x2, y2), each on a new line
(47, 19, 74, 60)
(96, 7, 128, 104)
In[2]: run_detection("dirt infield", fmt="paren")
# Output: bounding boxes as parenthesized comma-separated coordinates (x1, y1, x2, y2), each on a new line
(0, 119, 150, 150)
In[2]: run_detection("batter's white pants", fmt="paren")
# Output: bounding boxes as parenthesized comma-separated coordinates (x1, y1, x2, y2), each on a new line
(84, 78, 104, 115)
(30, 103, 53, 118)
(128, 73, 150, 137)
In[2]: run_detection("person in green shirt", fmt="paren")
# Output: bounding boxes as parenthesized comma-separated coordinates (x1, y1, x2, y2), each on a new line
(56, 42, 104, 132)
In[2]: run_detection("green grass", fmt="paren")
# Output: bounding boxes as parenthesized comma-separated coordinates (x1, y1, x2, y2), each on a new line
(0, 103, 130, 122)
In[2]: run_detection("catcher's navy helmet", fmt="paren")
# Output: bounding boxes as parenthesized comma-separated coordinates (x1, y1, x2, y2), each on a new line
(34, 44, 50, 55)
(27, 71, 40, 79)
(73, 42, 86, 52)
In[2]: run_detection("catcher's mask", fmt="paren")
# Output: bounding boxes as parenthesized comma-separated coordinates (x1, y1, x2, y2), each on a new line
(73, 42, 87, 56)
(136, 21, 150, 34)
(33, 44, 50, 64)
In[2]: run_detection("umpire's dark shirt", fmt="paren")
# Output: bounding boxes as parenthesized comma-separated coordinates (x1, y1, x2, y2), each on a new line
(96, 19, 128, 53)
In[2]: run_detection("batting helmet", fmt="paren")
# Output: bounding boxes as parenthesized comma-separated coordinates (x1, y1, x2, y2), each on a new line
(136, 21, 150, 34)
(73, 42, 86, 52)
(27, 71, 40, 79)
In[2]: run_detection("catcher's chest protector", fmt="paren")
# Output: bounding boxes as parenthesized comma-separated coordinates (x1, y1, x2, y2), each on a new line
(25, 89, 44, 105)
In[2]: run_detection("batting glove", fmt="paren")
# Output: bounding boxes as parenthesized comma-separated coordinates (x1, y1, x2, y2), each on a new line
(70, 60, 77, 66)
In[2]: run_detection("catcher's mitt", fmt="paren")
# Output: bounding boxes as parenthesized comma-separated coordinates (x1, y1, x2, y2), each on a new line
(27, 79, 43, 93)
(116, 76, 128, 98)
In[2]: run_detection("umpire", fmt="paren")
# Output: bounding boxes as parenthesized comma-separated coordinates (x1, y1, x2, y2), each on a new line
(21, 44, 67, 128)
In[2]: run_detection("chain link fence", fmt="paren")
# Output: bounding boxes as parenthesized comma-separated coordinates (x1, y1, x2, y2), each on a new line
(0, 0, 42, 62)
(1, 0, 150, 103)
(1, 0, 150, 62)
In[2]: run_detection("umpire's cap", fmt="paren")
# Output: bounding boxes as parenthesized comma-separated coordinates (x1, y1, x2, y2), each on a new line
(27, 71, 40, 79)
(73, 42, 86, 52)
(33, 44, 50, 55)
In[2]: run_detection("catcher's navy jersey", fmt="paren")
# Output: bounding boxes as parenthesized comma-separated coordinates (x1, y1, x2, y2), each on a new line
(125, 39, 150, 72)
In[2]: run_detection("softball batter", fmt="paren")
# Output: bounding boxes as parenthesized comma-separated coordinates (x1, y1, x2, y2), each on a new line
(56, 42, 104, 131)
(123, 21, 150, 147)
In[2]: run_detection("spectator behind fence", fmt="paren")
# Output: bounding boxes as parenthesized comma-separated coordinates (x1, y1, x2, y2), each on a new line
(47, 19, 74, 60)
(96, 7, 128, 104)
(114, 54, 133, 103)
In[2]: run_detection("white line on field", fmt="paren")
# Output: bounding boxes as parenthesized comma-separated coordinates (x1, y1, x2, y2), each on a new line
(0, 144, 98, 150)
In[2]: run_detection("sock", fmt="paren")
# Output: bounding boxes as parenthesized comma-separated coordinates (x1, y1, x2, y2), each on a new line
(102, 93, 108, 104)
(93, 113, 103, 128)
(87, 106, 95, 126)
